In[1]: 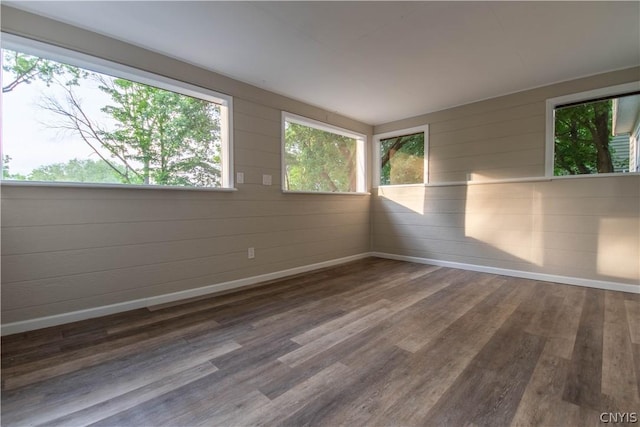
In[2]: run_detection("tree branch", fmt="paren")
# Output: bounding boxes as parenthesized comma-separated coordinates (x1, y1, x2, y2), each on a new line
(39, 84, 143, 182)
(2, 57, 42, 93)
(380, 136, 407, 167)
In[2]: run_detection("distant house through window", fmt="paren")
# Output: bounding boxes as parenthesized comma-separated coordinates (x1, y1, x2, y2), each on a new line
(613, 94, 640, 173)
(547, 83, 640, 176)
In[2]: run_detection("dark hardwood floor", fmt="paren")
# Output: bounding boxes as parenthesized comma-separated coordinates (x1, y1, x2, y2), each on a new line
(2, 258, 639, 426)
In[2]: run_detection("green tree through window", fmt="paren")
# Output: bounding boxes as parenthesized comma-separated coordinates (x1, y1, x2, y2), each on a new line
(2, 47, 226, 187)
(554, 93, 637, 176)
(379, 132, 425, 185)
(554, 100, 613, 175)
(284, 121, 359, 192)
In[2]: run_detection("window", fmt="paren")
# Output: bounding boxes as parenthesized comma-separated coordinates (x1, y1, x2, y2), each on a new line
(373, 125, 429, 186)
(1, 34, 233, 188)
(546, 82, 640, 176)
(282, 112, 366, 193)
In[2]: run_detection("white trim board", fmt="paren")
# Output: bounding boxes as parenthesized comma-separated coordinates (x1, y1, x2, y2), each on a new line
(371, 252, 640, 294)
(1, 253, 371, 336)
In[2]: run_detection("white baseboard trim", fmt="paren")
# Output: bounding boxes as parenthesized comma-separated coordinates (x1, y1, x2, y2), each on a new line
(5, 251, 637, 335)
(371, 252, 640, 294)
(1, 253, 371, 336)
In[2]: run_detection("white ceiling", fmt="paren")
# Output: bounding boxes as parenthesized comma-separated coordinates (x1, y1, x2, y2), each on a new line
(5, 1, 640, 125)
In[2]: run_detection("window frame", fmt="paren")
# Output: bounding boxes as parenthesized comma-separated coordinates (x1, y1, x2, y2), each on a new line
(281, 111, 367, 194)
(1, 33, 235, 190)
(545, 81, 640, 178)
(373, 125, 429, 188)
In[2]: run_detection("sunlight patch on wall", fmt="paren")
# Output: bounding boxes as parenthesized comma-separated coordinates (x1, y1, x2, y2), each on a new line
(597, 217, 639, 281)
(468, 172, 497, 182)
(464, 184, 542, 266)
(530, 191, 545, 266)
(376, 186, 426, 215)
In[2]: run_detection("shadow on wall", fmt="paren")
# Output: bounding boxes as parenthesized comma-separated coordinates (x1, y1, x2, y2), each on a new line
(372, 176, 640, 286)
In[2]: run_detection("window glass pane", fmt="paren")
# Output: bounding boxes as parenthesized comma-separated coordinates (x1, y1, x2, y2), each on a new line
(284, 120, 358, 192)
(554, 93, 640, 175)
(379, 132, 424, 185)
(1, 47, 224, 187)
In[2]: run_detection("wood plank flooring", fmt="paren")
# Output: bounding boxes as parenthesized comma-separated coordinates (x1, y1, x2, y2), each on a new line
(2, 258, 639, 426)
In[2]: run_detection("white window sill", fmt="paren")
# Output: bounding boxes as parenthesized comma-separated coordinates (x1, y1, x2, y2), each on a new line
(0, 180, 239, 192)
(548, 172, 640, 180)
(282, 190, 370, 196)
(375, 173, 640, 189)
(374, 183, 427, 188)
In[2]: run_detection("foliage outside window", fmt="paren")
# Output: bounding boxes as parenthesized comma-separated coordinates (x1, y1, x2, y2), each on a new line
(1, 38, 231, 188)
(374, 125, 428, 186)
(553, 91, 640, 176)
(283, 113, 365, 193)
(379, 131, 425, 185)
